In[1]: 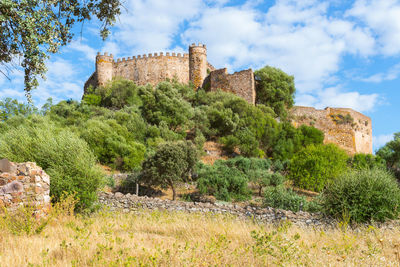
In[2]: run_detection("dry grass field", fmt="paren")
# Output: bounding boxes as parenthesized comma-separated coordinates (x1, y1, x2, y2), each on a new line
(1, 200, 400, 267)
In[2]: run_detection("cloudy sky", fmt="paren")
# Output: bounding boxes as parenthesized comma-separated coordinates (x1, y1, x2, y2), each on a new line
(1, 0, 399, 151)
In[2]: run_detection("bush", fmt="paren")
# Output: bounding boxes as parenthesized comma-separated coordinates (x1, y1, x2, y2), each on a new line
(196, 162, 251, 201)
(263, 185, 319, 212)
(0, 116, 103, 211)
(94, 79, 142, 109)
(289, 144, 348, 192)
(207, 157, 285, 197)
(220, 135, 240, 154)
(79, 118, 146, 171)
(348, 153, 386, 170)
(139, 82, 193, 131)
(320, 168, 400, 223)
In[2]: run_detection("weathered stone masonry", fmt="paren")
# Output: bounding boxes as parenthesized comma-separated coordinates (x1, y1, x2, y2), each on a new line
(291, 106, 372, 154)
(0, 159, 50, 217)
(208, 68, 255, 105)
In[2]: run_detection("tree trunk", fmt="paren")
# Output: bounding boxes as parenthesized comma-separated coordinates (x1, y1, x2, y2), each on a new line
(259, 185, 263, 197)
(168, 179, 176, 200)
(171, 184, 176, 200)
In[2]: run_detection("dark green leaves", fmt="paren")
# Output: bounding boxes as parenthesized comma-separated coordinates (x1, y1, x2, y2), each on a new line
(0, 0, 121, 97)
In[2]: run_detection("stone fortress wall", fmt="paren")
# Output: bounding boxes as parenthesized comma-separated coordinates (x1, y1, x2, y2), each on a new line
(113, 52, 190, 86)
(0, 159, 51, 217)
(84, 43, 373, 154)
(84, 43, 255, 104)
(290, 106, 372, 154)
(207, 68, 256, 105)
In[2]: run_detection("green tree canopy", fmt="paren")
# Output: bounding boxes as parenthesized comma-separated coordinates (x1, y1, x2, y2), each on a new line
(140, 141, 197, 200)
(0, 0, 121, 98)
(376, 133, 400, 178)
(254, 66, 296, 119)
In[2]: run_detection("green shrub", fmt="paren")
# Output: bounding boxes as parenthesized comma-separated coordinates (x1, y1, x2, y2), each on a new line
(289, 144, 348, 192)
(0, 116, 103, 211)
(348, 153, 386, 170)
(220, 135, 240, 154)
(139, 82, 194, 131)
(79, 118, 146, 171)
(196, 161, 251, 201)
(95, 79, 142, 109)
(264, 186, 309, 212)
(263, 185, 320, 212)
(82, 94, 101, 106)
(320, 168, 400, 223)
(208, 157, 285, 197)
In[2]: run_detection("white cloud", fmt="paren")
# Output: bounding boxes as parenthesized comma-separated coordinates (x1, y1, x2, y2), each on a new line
(0, 57, 84, 107)
(45, 59, 76, 80)
(296, 86, 379, 112)
(347, 0, 400, 55)
(181, 0, 377, 112)
(68, 40, 98, 61)
(359, 63, 400, 83)
(374, 133, 394, 149)
(105, 0, 204, 56)
(0, 88, 26, 99)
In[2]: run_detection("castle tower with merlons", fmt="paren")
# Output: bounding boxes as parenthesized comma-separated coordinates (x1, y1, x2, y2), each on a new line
(84, 43, 372, 155)
(85, 43, 213, 92)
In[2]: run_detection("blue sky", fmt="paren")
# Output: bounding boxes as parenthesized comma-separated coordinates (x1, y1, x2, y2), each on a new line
(0, 0, 399, 151)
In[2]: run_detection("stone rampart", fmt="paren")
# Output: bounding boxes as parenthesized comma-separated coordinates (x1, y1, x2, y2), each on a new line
(208, 68, 256, 104)
(291, 106, 372, 154)
(0, 159, 50, 217)
(113, 52, 190, 86)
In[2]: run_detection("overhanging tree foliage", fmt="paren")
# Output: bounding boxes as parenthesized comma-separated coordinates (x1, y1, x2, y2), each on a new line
(0, 0, 121, 99)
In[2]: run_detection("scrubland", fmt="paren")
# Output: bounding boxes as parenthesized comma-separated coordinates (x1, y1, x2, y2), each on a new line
(1, 202, 400, 267)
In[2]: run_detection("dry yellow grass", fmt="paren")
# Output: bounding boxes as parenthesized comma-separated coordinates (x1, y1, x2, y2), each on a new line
(1, 205, 400, 266)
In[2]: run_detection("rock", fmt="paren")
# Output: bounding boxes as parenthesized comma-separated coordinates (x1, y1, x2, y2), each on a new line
(114, 192, 124, 198)
(0, 159, 16, 173)
(1, 181, 24, 194)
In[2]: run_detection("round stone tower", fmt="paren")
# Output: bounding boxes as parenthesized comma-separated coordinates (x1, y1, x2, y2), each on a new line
(189, 43, 207, 89)
(96, 52, 114, 87)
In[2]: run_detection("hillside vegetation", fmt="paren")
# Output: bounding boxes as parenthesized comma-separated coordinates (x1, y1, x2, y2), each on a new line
(1, 66, 400, 224)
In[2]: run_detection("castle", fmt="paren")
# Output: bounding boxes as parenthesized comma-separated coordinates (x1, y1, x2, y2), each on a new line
(84, 43, 372, 155)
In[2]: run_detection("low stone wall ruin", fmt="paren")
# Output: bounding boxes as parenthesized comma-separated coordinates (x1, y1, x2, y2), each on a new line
(0, 159, 50, 217)
(98, 191, 331, 228)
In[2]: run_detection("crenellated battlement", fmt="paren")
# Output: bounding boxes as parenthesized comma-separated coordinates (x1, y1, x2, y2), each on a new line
(113, 52, 190, 64)
(190, 43, 207, 48)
